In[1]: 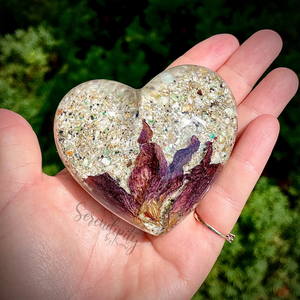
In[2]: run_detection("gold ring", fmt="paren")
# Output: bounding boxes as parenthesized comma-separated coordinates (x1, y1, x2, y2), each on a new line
(194, 210, 235, 243)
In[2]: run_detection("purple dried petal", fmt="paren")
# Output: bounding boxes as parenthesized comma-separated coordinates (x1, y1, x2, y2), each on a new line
(201, 141, 213, 170)
(170, 164, 219, 215)
(134, 133, 201, 214)
(167, 135, 200, 179)
(143, 135, 200, 203)
(142, 135, 200, 209)
(169, 142, 220, 217)
(129, 165, 152, 205)
(145, 174, 185, 204)
(138, 119, 153, 144)
(84, 173, 137, 215)
(129, 143, 168, 204)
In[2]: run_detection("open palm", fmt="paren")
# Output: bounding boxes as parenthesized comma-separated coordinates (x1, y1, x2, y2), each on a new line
(0, 30, 298, 300)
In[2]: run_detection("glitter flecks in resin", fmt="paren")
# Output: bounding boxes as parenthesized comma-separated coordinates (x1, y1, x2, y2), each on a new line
(54, 65, 238, 235)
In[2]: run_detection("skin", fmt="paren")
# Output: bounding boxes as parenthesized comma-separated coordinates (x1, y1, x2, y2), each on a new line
(0, 30, 298, 300)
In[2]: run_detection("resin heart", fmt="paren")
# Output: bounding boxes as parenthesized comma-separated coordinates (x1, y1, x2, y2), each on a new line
(54, 65, 237, 235)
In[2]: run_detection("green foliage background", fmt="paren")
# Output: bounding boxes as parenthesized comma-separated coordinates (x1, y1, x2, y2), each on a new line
(0, 0, 299, 298)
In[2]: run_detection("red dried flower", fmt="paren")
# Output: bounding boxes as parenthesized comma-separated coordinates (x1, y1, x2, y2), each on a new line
(84, 120, 220, 234)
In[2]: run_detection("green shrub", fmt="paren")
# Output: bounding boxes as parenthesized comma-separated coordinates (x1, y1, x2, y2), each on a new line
(0, 26, 57, 133)
(193, 177, 300, 300)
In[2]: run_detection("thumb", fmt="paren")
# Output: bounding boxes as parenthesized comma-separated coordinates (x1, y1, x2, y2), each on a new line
(0, 109, 43, 206)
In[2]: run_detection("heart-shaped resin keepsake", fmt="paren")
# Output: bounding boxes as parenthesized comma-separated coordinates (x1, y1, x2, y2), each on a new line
(54, 65, 237, 235)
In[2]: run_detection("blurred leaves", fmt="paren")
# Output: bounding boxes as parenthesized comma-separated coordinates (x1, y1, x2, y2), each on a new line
(0, 26, 57, 132)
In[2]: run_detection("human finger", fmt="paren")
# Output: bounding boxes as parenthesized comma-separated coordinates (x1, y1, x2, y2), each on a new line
(217, 30, 283, 104)
(195, 114, 280, 243)
(169, 33, 239, 71)
(0, 109, 42, 208)
(237, 67, 299, 137)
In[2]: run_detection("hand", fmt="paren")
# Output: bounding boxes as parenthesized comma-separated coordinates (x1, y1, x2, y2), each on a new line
(0, 30, 298, 300)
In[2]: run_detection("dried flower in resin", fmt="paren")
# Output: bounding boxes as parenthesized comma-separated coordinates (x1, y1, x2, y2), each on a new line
(84, 120, 220, 234)
(54, 65, 237, 235)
